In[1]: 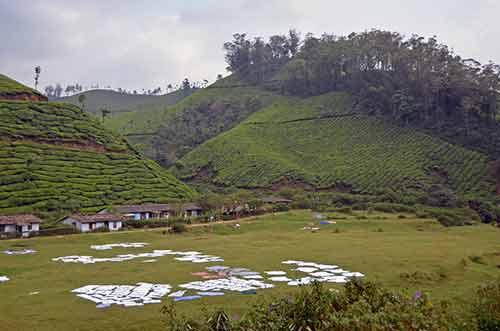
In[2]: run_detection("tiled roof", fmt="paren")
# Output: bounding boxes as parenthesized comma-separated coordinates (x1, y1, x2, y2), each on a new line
(65, 213, 125, 224)
(261, 196, 293, 204)
(0, 214, 43, 225)
(113, 204, 174, 214)
(183, 203, 203, 211)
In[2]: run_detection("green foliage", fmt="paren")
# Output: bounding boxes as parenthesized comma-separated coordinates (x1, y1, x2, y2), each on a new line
(0, 91, 195, 214)
(0, 74, 42, 96)
(0, 100, 131, 153)
(108, 79, 282, 165)
(170, 222, 187, 233)
(369, 203, 416, 214)
(224, 30, 500, 159)
(57, 88, 191, 116)
(0, 140, 195, 213)
(163, 280, 460, 331)
(421, 207, 480, 227)
(175, 92, 492, 200)
(473, 279, 500, 331)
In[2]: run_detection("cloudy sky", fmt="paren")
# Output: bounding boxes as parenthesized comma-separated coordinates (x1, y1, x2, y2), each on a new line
(1, 0, 498, 92)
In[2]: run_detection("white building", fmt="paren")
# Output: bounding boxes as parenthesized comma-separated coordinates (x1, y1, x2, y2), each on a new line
(62, 214, 124, 233)
(183, 203, 203, 218)
(0, 214, 42, 238)
(108, 204, 174, 221)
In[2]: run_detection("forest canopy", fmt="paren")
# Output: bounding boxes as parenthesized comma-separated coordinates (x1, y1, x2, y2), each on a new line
(223, 30, 500, 157)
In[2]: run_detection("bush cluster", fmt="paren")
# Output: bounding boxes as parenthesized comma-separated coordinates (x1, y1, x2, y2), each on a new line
(163, 280, 464, 331)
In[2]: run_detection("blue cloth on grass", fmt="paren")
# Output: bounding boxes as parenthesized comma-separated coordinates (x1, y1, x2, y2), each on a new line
(197, 292, 225, 297)
(174, 295, 202, 302)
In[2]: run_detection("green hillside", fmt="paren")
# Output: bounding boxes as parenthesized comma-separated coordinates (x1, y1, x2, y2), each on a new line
(174, 92, 494, 199)
(0, 74, 45, 100)
(107, 77, 282, 166)
(0, 76, 195, 214)
(57, 88, 191, 115)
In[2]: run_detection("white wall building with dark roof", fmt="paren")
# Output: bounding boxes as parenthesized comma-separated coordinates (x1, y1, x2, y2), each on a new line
(62, 214, 124, 233)
(0, 214, 42, 237)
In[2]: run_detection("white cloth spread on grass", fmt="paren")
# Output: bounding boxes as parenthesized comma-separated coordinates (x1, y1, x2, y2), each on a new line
(265, 271, 287, 276)
(168, 290, 186, 298)
(3, 249, 37, 255)
(0, 276, 9, 283)
(72, 283, 171, 307)
(269, 276, 292, 282)
(52, 250, 223, 264)
(282, 260, 364, 285)
(204, 266, 262, 278)
(179, 277, 274, 292)
(91, 243, 149, 251)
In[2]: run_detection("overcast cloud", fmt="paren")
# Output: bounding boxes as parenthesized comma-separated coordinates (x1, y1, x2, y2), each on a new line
(1, 0, 499, 91)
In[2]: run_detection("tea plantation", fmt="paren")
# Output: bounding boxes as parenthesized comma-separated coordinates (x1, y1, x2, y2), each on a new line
(0, 140, 194, 214)
(0, 74, 44, 98)
(108, 79, 282, 165)
(174, 92, 492, 196)
(0, 101, 130, 152)
(0, 76, 195, 214)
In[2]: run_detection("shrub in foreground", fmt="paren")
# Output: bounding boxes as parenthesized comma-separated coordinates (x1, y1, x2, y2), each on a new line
(473, 279, 500, 331)
(170, 222, 187, 234)
(163, 280, 460, 331)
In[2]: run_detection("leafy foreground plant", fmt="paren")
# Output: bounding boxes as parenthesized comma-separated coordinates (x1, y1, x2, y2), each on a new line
(162, 280, 468, 331)
(473, 279, 500, 331)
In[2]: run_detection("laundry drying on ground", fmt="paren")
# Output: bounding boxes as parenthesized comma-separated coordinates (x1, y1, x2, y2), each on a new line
(179, 277, 275, 293)
(72, 283, 172, 308)
(90, 243, 149, 250)
(3, 249, 36, 255)
(281, 260, 365, 285)
(52, 249, 223, 264)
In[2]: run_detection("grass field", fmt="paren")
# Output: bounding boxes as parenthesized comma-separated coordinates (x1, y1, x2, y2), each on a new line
(0, 210, 498, 331)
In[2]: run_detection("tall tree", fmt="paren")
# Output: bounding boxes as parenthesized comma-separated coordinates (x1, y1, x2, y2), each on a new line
(34, 66, 41, 91)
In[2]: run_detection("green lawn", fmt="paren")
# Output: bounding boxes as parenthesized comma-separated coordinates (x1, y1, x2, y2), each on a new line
(0, 210, 498, 331)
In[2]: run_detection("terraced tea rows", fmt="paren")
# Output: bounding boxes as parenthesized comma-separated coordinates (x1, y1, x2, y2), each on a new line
(175, 94, 491, 195)
(0, 141, 194, 213)
(0, 101, 130, 152)
(0, 75, 195, 214)
(0, 74, 40, 95)
(108, 80, 282, 165)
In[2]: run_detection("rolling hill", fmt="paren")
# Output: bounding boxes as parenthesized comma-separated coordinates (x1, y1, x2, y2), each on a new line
(106, 76, 283, 166)
(0, 74, 46, 102)
(173, 91, 495, 201)
(0, 75, 195, 215)
(57, 88, 192, 116)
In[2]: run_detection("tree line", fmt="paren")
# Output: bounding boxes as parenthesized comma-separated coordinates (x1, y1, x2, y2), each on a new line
(223, 30, 500, 152)
(43, 77, 214, 99)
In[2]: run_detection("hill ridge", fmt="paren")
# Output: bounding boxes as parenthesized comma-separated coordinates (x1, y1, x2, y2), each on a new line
(0, 75, 195, 214)
(173, 91, 494, 201)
